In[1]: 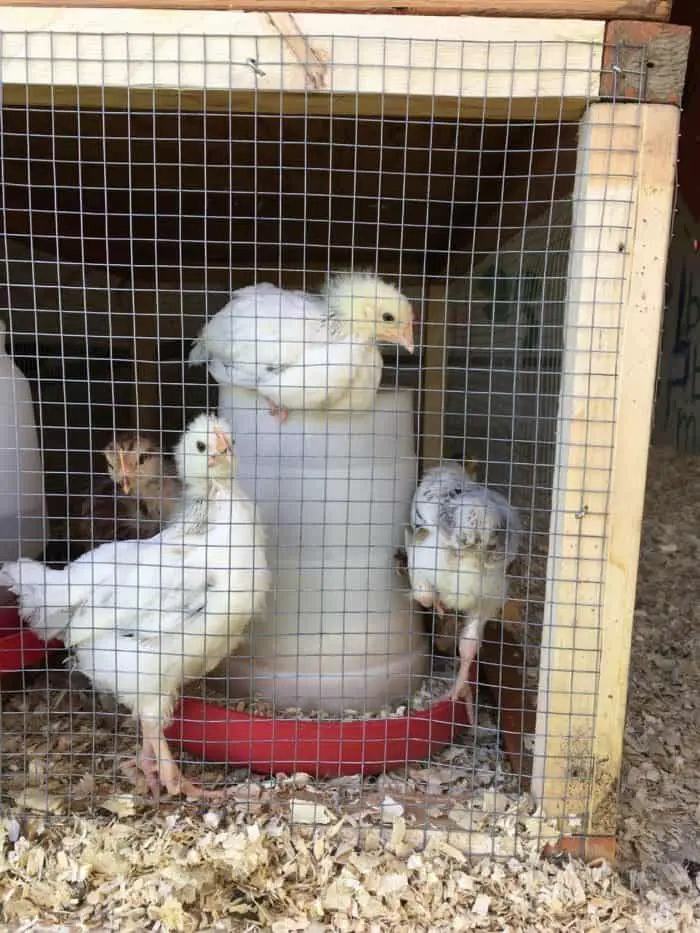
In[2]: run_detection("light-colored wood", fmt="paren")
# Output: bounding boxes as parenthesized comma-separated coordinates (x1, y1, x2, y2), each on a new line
(588, 104, 679, 836)
(0, 0, 672, 23)
(531, 102, 679, 830)
(0, 9, 604, 118)
(420, 280, 450, 468)
(265, 12, 328, 90)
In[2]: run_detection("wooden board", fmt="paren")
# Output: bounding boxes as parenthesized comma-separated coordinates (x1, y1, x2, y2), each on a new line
(419, 281, 450, 468)
(601, 21, 691, 106)
(0, 86, 591, 122)
(587, 103, 679, 836)
(0, 9, 604, 121)
(0, 0, 672, 23)
(531, 102, 679, 831)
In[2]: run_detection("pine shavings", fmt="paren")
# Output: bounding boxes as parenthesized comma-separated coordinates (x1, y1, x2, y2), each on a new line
(0, 789, 696, 931)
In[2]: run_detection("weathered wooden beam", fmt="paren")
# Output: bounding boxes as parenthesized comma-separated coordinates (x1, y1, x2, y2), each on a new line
(0, 0, 671, 20)
(601, 21, 691, 105)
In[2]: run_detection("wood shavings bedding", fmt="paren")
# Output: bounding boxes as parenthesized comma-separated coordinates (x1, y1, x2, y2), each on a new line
(0, 446, 698, 931)
(617, 446, 700, 900)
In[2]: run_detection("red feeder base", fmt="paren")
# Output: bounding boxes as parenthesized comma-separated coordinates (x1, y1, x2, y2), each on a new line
(168, 696, 471, 779)
(0, 606, 63, 677)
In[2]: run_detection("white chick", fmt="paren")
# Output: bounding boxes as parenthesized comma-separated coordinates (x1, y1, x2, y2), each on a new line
(0, 413, 270, 800)
(188, 271, 415, 422)
(404, 463, 522, 724)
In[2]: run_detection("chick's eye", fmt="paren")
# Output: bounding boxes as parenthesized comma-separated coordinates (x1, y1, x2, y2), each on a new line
(382, 312, 395, 323)
(138, 452, 148, 465)
(196, 441, 206, 453)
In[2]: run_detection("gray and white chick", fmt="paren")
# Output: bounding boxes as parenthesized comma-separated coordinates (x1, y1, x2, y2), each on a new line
(404, 462, 523, 723)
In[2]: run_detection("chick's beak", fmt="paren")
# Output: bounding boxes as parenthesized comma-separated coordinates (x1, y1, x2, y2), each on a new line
(117, 449, 131, 495)
(399, 321, 415, 354)
(209, 427, 234, 465)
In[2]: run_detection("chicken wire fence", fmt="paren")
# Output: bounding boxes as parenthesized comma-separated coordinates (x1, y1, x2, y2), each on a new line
(0, 21, 647, 855)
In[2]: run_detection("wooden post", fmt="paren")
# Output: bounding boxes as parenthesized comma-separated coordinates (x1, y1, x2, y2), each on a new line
(420, 280, 450, 468)
(531, 103, 679, 840)
(133, 313, 162, 435)
(601, 21, 691, 106)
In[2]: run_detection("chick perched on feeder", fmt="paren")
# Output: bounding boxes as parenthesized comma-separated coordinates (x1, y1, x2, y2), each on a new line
(188, 270, 416, 423)
(69, 432, 182, 559)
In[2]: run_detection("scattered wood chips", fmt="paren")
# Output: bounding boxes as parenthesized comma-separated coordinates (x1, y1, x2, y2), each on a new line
(617, 447, 700, 904)
(0, 447, 698, 930)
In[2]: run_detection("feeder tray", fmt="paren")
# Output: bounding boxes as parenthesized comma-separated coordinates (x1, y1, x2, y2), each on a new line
(167, 694, 471, 779)
(0, 606, 63, 677)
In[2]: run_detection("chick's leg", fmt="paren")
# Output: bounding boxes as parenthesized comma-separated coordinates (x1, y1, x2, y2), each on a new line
(136, 734, 161, 798)
(123, 733, 160, 798)
(140, 720, 226, 801)
(449, 616, 483, 725)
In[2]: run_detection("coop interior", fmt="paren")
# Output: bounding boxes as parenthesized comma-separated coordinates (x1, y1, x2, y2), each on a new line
(0, 81, 583, 837)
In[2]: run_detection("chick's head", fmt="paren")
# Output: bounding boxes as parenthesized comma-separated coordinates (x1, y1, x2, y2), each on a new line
(324, 272, 415, 352)
(174, 412, 237, 488)
(104, 433, 165, 497)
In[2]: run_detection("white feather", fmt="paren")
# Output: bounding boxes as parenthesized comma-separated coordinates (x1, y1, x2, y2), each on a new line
(188, 273, 412, 416)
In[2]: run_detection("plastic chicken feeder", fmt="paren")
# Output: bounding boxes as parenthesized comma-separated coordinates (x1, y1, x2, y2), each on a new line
(173, 385, 456, 777)
(218, 385, 429, 714)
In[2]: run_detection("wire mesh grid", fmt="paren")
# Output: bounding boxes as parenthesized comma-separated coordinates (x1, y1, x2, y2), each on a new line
(0, 20, 649, 860)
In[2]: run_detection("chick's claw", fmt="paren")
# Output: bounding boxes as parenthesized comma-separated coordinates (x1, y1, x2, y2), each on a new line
(393, 548, 409, 578)
(267, 400, 289, 423)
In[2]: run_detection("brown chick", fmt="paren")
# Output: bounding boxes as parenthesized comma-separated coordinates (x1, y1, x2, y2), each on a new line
(68, 432, 182, 560)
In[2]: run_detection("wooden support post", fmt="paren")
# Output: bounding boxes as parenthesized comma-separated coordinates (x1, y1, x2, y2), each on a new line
(532, 103, 679, 835)
(133, 313, 161, 435)
(601, 21, 691, 106)
(420, 280, 450, 469)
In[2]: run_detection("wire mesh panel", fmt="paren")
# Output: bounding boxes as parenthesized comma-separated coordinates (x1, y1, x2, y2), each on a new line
(0, 12, 655, 863)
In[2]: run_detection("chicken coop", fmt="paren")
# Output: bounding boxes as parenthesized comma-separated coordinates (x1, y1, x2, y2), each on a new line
(0, 0, 688, 861)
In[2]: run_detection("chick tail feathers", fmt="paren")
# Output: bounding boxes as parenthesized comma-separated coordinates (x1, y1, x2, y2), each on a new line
(187, 335, 208, 367)
(0, 559, 72, 642)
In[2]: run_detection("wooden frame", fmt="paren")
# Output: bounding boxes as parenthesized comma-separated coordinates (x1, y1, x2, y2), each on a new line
(0, 0, 672, 21)
(0, 9, 604, 120)
(531, 102, 679, 842)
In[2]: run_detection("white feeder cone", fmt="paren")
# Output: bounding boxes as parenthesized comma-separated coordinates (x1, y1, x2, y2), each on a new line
(0, 322, 46, 563)
(219, 386, 428, 714)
